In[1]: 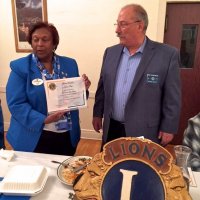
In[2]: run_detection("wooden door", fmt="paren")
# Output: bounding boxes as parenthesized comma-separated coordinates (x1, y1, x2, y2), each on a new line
(164, 3, 200, 144)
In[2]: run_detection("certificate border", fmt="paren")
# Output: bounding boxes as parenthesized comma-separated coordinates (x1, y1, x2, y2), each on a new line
(44, 77, 87, 113)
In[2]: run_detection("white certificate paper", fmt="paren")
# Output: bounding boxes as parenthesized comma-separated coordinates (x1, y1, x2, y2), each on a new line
(44, 77, 87, 113)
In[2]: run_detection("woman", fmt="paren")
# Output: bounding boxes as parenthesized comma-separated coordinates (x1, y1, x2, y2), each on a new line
(6, 22, 91, 155)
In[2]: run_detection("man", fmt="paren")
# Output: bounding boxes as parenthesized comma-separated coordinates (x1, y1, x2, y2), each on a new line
(93, 4, 181, 147)
(0, 99, 5, 149)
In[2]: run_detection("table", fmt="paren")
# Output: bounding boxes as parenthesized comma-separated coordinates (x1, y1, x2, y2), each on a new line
(0, 151, 73, 199)
(0, 151, 200, 199)
(190, 171, 200, 199)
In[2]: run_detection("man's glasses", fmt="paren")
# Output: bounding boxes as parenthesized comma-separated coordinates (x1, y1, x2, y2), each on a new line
(114, 21, 141, 29)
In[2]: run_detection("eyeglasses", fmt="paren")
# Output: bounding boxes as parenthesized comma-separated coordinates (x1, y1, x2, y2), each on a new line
(114, 21, 141, 29)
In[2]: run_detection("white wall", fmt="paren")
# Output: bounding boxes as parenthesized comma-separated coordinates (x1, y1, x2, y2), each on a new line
(1, 0, 198, 139)
(0, 0, 160, 90)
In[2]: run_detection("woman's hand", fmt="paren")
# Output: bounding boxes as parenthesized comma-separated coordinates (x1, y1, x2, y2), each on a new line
(82, 74, 91, 90)
(44, 111, 67, 124)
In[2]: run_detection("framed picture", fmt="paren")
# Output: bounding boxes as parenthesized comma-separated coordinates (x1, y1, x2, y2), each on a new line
(11, 0, 48, 52)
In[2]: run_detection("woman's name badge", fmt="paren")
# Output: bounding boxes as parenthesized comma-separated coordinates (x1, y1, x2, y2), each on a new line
(32, 78, 43, 86)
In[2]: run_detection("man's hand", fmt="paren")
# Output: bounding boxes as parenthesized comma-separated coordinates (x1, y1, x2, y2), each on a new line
(158, 131, 174, 146)
(92, 117, 102, 133)
(82, 74, 91, 90)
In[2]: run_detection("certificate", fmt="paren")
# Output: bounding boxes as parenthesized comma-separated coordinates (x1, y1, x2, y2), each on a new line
(44, 77, 87, 113)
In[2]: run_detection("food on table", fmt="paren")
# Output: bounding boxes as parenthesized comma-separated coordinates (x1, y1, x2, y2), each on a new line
(61, 157, 91, 185)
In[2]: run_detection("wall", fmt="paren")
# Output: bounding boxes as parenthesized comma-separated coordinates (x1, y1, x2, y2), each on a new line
(1, 0, 196, 139)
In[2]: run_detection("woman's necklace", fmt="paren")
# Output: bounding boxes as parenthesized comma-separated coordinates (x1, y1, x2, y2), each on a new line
(32, 53, 61, 80)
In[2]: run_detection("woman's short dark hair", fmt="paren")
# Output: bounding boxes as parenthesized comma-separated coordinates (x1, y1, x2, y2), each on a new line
(27, 21, 59, 50)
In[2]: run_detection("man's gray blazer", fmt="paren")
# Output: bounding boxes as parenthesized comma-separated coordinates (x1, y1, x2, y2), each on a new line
(93, 38, 181, 144)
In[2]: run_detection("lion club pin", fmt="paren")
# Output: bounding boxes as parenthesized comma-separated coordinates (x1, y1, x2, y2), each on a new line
(32, 78, 43, 86)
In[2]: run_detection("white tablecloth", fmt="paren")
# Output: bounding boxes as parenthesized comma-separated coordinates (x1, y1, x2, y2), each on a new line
(190, 170, 200, 199)
(0, 151, 73, 199)
(0, 151, 200, 199)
